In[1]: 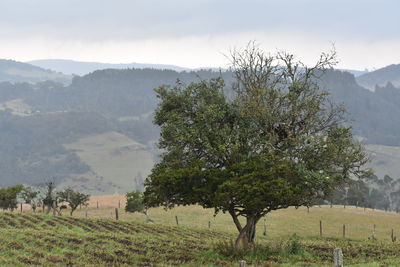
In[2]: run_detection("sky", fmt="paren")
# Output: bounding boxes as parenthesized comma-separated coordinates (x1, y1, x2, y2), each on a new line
(0, 0, 399, 70)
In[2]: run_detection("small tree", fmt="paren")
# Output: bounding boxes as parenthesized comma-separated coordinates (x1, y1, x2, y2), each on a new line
(144, 44, 370, 251)
(57, 188, 90, 216)
(19, 186, 40, 212)
(126, 190, 152, 222)
(42, 181, 57, 214)
(0, 185, 24, 211)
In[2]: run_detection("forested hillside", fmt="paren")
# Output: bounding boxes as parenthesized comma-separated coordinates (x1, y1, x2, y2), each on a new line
(1, 67, 400, 194)
(356, 64, 400, 90)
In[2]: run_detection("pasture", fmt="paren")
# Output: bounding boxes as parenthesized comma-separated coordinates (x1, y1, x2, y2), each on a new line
(7, 196, 400, 266)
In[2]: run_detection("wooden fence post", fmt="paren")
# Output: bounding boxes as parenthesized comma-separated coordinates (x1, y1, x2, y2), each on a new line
(20, 203, 23, 213)
(263, 218, 267, 236)
(115, 208, 119, 220)
(320, 220, 323, 237)
(175, 216, 179, 226)
(333, 248, 343, 267)
(391, 229, 396, 242)
(342, 224, 346, 238)
(372, 224, 376, 239)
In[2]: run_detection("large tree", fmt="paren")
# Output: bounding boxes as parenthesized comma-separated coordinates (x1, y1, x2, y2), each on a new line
(144, 45, 370, 250)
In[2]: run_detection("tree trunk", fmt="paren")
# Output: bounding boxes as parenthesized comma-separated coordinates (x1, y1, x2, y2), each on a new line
(234, 216, 258, 251)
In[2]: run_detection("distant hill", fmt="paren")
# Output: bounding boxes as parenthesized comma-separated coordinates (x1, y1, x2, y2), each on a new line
(339, 68, 369, 77)
(0, 59, 72, 84)
(28, 59, 189, 76)
(321, 69, 400, 146)
(1, 67, 400, 193)
(356, 64, 400, 90)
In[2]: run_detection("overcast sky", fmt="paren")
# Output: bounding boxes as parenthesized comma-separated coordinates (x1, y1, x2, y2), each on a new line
(0, 0, 399, 70)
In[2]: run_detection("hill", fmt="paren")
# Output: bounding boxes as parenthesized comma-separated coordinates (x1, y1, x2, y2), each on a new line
(1, 68, 400, 193)
(0, 59, 71, 84)
(321, 69, 400, 146)
(356, 64, 400, 90)
(28, 59, 189, 76)
(2, 204, 400, 266)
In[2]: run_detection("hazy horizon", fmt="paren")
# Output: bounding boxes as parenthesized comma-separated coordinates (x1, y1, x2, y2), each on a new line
(0, 0, 399, 71)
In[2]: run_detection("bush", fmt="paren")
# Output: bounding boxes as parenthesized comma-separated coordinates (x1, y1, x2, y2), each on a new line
(286, 234, 303, 255)
(0, 185, 24, 211)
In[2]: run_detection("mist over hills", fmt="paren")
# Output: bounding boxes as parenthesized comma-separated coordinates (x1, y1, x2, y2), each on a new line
(0, 59, 72, 85)
(1, 60, 400, 194)
(28, 59, 189, 76)
(356, 64, 400, 90)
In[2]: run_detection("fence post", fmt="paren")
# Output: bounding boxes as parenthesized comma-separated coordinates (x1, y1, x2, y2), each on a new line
(115, 208, 119, 220)
(208, 221, 211, 229)
(239, 260, 247, 267)
(333, 248, 343, 267)
(263, 218, 267, 236)
(320, 220, 323, 237)
(391, 229, 396, 242)
(343, 224, 346, 238)
(372, 224, 376, 239)
(20, 203, 23, 213)
(85, 208, 88, 218)
(175, 216, 179, 226)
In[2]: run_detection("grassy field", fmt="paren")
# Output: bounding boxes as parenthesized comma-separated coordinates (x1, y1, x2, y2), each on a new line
(64, 132, 154, 194)
(9, 196, 400, 266)
(77, 195, 400, 241)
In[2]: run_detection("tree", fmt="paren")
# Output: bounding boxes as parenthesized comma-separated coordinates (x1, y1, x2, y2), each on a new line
(42, 181, 57, 214)
(144, 44, 370, 251)
(57, 188, 90, 216)
(19, 186, 40, 212)
(125, 190, 153, 222)
(0, 185, 24, 211)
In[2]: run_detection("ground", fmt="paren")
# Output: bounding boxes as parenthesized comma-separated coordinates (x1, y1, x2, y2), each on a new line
(9, 195, 400, 266)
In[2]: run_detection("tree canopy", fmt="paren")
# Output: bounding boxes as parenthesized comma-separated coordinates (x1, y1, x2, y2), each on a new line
(57, 188, 90, 216)
(144, 45, 370, 250)
(0, 184, 23, 211)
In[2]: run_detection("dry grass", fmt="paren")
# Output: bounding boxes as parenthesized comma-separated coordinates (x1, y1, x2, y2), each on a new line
(64, 195, 400, 242)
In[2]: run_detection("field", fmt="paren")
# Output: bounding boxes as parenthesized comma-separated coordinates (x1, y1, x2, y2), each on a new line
(8, 196, 400, 266)
(64, 132, 155, 194)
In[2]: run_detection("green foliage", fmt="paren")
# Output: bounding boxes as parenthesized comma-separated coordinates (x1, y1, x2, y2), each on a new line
(212, 237, 306, 261)
(0, 184, 24, 211)
(57, 188, 90, 216)
(144, 44, 370, 249)
(19, 186, 40, 212)
(125, 190, 146, 213)
(42, 181, 56, 212)
(287, 234, 303, 254)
